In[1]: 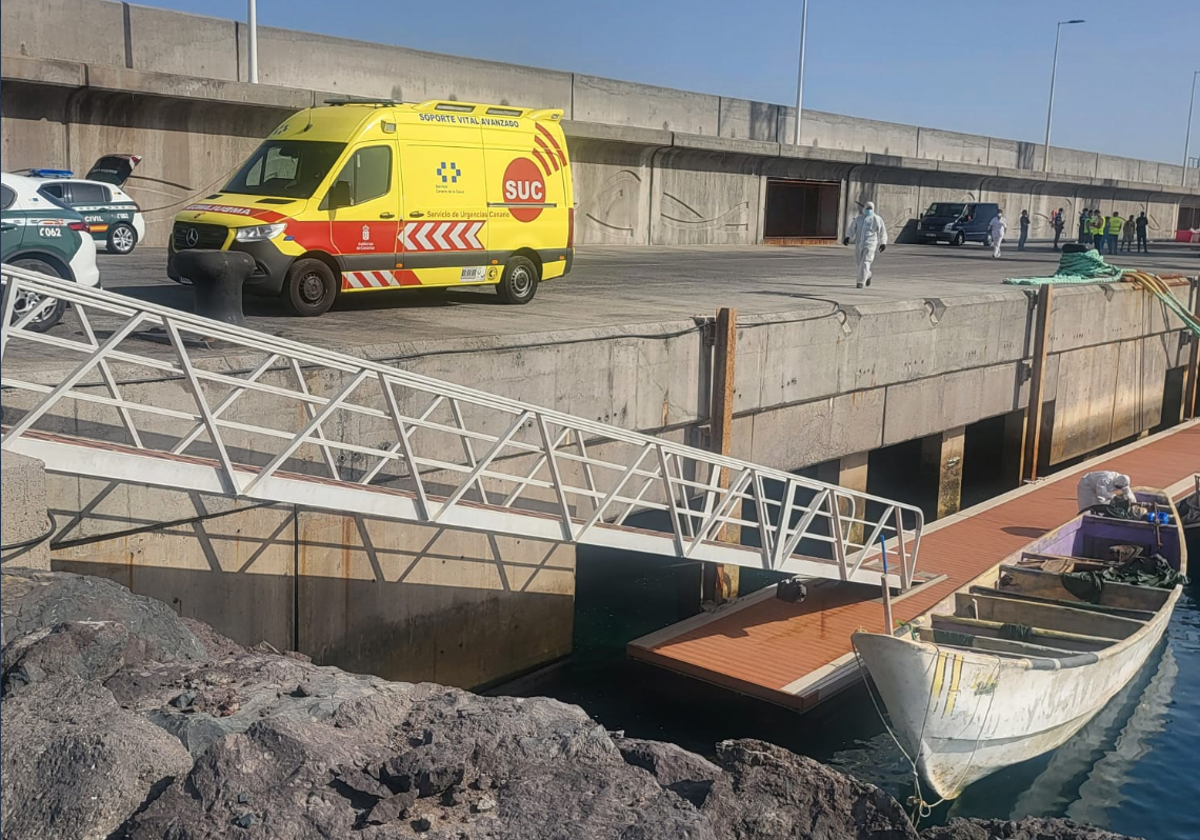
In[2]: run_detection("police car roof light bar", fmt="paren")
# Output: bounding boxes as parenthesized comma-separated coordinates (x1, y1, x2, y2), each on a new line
(24, 169, 75, 179)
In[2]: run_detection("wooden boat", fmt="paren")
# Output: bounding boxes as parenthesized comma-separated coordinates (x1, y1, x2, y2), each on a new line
(852, 488, 1187, 802)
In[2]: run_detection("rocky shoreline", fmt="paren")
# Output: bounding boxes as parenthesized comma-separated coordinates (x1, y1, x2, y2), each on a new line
(0, 568, 1140, 840)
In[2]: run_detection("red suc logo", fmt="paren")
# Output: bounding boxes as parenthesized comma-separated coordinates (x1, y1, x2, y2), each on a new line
(502, 158, 545, 222)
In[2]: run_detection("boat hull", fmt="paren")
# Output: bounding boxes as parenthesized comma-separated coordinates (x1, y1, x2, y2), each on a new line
(853, 586, 1179, 801)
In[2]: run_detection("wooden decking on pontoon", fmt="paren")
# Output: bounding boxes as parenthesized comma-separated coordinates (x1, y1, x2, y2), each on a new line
(627, 421, 1199, 710)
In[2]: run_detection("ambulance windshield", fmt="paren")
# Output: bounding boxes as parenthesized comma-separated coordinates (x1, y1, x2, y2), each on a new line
(224, 140, 346, 199)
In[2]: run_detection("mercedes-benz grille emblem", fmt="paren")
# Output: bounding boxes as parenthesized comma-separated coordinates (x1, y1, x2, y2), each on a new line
(184, 227, 200, 247)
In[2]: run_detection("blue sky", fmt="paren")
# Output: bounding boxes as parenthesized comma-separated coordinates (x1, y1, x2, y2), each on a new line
(140, 0, 1196, 164)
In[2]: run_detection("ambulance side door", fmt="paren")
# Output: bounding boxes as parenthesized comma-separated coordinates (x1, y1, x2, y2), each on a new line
(323, 140, 401, 286)
(398, 121, 488, 286)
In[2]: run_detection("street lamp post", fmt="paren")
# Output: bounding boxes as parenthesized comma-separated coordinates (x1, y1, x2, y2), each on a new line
(1042, 19, 1085, 173)
(1184, 70, 1199, 187)
(248, 0, 259, 84)
(792, 0, 809, 146)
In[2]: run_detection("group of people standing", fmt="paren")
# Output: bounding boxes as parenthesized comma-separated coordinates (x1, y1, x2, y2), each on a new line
(844, 202, 1153, 288)
(1078, 208, 1150, 255)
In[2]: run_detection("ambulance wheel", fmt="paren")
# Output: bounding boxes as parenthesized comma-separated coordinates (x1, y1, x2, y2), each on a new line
(496, 256, 539, 305)
(9, 258, 67, 332)
(282, 258, 337, 316)
(106, 223, 137, 255)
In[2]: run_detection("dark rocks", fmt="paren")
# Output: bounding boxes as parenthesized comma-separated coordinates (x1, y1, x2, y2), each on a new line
(702, 739, 920, 840)
(366, 790, 419, 825)
(0, 570, 1143, 840)
(0, 568, 207, 661)
(0, 678, 192, 840)
(921, 817, 1142, 840)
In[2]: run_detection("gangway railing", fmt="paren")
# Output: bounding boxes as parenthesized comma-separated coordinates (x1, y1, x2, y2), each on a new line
(1, 265, 924, 589)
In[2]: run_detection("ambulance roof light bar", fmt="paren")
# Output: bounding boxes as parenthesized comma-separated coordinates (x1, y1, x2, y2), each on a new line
(411, 101, 564, 122)
(324, 96, 399, 107)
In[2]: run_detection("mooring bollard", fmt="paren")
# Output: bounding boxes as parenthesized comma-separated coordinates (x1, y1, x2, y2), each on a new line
(171, 250, 255, 327)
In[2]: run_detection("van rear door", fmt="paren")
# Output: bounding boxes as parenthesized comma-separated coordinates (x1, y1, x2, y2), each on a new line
(85, 155, 142, 187)
(480, 119, 568, 270)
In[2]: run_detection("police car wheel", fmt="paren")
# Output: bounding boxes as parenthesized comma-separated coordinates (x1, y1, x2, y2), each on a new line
(952, 231, 965, 246)
(10, 259, 67, 333)
(282, 258, 337, 317)
(106, 223, 137, 255)
(982, 234, 993, 247)
(496, 256, 539, 305)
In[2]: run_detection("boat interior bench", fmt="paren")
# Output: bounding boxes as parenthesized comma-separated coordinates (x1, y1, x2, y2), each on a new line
(952, 591, 1145, 639)
(928, 614, 1113, 652)
(996, 563, 1171, 612)
(914, 625, 1102, 664)
(967, 585, 1156, 621)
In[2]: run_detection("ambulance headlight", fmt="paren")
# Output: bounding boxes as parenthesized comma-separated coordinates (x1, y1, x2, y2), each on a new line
(235, 223, 286, 242)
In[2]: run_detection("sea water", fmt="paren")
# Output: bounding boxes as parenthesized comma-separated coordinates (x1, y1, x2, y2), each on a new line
(507, 549, 1200, 839)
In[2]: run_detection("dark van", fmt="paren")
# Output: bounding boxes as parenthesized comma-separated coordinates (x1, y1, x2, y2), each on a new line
(917, 202, 1001, 246)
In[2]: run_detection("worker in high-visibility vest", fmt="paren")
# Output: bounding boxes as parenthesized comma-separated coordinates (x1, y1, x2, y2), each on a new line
(1105, 212, 1123, 255)
(1090, 211, 1105, 251)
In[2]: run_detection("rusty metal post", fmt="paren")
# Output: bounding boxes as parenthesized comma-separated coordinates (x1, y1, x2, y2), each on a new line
(1022, 285, 1054, 482)
(706, 307, 740, 603)
(1185, 281, 1199, 421)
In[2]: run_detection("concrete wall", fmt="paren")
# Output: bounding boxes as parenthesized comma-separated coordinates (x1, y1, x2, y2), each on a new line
(1, 451, 51, 570)
(48, 475, 575, 689)
(5, 64, 1180, 250)
(3, 0, 1194, 192)
(11, 49, 1189, 248)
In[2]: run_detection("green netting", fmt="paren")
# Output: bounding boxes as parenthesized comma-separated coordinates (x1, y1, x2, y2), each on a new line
(998, 623, 1034, 643)
(1003, 250, 1200, 337)
(1062, 554, 1189, 604)
(932, 629, 976, 647)
(1004, 248, 1126, 284)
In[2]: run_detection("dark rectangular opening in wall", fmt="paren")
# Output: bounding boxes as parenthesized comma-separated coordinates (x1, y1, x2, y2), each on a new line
(962, 415, 1018, 509)
(866, 439, 937, 523)
(763, 179, 839, 242)
(1157, 366, 1186, 432)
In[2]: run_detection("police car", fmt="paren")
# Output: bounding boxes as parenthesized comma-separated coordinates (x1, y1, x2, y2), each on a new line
(2, 171, 101, 332)
(24, 155, 146, 255)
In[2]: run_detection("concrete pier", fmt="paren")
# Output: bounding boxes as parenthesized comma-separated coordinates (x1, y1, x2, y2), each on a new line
(4, 258, 1193, 688)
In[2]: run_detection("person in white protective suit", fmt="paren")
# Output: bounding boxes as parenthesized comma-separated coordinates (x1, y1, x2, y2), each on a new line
(988, 209, 1008, 258)
(1076, 471, 1136, 513)
(843, 202, 888, 288)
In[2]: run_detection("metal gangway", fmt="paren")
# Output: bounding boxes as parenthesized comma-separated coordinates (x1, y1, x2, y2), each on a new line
(1, 265, 923, 589)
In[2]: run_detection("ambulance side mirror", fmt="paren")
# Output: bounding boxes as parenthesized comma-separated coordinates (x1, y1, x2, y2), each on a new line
(327, 180, 352, 210)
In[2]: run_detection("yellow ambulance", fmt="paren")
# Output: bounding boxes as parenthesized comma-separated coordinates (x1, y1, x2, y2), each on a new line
(169, 99, 574, 316)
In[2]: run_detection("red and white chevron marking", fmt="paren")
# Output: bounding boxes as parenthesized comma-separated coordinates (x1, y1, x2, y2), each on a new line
(342, 270, 410, 290)
(402, 220, 484, 252)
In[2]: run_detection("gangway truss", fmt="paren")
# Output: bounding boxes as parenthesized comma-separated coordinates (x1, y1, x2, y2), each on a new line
(1, 265, 923, 589)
